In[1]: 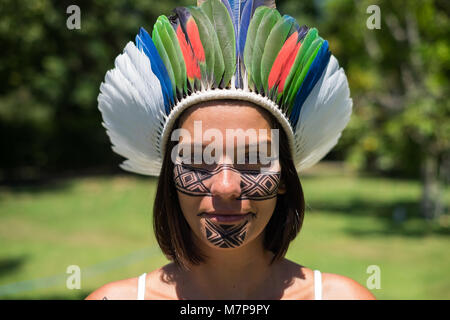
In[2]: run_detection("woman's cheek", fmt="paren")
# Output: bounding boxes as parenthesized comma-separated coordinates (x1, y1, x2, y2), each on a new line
(177, 191, 203, 227)
(246, 198, 278, 237)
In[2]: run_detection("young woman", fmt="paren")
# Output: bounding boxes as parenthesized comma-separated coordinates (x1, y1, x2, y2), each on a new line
(86, 0, 376, 300)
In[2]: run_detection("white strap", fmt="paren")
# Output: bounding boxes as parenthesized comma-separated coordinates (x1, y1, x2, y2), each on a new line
(137, 273, 147, 300)
(314, 270, 322, 300)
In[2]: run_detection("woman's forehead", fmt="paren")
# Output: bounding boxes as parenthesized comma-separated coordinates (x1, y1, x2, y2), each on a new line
(178, 101, 274, 133)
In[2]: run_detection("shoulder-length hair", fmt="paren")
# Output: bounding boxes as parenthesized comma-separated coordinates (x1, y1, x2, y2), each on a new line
(153, 103, 305, 270)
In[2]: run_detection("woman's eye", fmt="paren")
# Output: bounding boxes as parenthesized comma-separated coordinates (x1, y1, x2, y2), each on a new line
(181, 161, 217, 172)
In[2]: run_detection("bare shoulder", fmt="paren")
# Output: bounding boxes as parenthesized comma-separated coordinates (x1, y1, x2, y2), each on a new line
(281, 259, 376, 300)
(84, 276, 139, 300)
(84, 263, 181, 300)
(321, 272, 377, 300)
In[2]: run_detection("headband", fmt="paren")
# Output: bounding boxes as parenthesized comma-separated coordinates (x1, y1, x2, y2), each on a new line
(98, 0, 353, 176)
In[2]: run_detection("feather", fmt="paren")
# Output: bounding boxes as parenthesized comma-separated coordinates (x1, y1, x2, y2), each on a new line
(238, 0, 277, 58)
(188, 6, 217, 88)
(98, 42, 166, 176)
(297, 25, 309, 40)
(260, 15, 295, 94)
(267, 23, 308, 101)
(243, 6, 271, 90)
(153, 16, 187, 99)
(189, 6, 225, 88)
(135, 27, 174, 111)
(250, 8, 281, 93)
(267, 31, 299, 99)
(281, 28, 319, 108)
(285, 37, 323, 112)
(290, 40, 331, 127)
(221, 0, 276, 88)
(170, 8, 206, 92)
(201, 0, 236, 88)
(161, 15, 189, 96)
(293, 55, 352, 172)
(151, 24, 177, 99)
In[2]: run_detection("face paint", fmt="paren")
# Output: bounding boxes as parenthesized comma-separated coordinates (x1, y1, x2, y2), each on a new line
(204, 219, 250, 248)
(173, 163, 281, 200)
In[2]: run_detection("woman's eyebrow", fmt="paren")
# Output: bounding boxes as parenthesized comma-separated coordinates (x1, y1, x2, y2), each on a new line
(176, 140, 273, 155)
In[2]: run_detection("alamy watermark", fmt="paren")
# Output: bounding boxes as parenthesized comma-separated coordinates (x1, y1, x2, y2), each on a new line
(66, 265, 81, 290)
(366, 5, 381, 30)
(66, 5, 81, 30)
(170, 121, 280, 173)
(366, 265, 381, 290)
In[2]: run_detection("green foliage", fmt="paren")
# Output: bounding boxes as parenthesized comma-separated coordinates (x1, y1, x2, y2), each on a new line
(317, 0, 449, 177)
(0, 0, 192, 180)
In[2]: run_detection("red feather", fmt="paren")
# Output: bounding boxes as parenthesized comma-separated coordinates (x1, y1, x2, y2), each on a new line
(277, 41, 301, 93)
(186, 17, 205, 64)
(268, 32, 302, 94)
(176, 25, 201, 81)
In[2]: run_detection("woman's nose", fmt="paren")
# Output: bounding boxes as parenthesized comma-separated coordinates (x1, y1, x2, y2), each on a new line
(209, 166, 241, 200)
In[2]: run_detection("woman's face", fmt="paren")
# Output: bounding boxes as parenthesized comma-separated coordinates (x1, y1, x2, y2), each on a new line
(173, 101, 286, 250)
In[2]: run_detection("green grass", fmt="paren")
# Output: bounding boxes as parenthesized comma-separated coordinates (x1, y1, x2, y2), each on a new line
(0, 163, 449, 299)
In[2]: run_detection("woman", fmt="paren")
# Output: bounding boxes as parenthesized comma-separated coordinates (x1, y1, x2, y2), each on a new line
(86, 0, 376, 300)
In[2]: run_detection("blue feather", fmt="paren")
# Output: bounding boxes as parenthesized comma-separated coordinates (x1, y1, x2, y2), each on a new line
(135, 36, 171, 112)
(290, 40, 331, 128)
(225, 0, 246, 30)
(220, 0, 235, 24)
(221, 0, 242, 62)
(238, 0, 253, 61)
(137, 27, 174, 107)
(135, 27, 174, 112)
(298, 25, 309, 41)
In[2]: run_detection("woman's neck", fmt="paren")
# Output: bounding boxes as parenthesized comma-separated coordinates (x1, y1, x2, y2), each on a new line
(180, 233, 281, 299)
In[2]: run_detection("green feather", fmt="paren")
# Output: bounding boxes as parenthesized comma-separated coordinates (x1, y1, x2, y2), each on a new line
(151, 23, 176, 97)
(260, 15, 294, 94)
(250, 8, 281, 93)
(201, 0, 236, 88)
(243, 6, 271, 90)
(188, 6, 219, 87)
(285, 35, 323, 109)
(153, 17, 184, 95)
(281, 28, 318, 108)
(160, 15, 188, 94)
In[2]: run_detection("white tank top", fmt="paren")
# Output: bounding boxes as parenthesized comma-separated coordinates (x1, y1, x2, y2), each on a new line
(137, 269, 323, 300)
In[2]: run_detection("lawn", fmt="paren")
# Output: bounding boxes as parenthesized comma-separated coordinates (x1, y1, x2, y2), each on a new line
(0, 162, 449, 299)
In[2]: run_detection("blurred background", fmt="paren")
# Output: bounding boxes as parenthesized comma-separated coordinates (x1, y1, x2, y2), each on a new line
(0, 0, 448, 299)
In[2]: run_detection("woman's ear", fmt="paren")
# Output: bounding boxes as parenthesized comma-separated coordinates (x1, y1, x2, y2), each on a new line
(277, 179, 287, 195)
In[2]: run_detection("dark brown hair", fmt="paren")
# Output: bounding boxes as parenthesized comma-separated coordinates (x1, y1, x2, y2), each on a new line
(153, 102, 305, 270)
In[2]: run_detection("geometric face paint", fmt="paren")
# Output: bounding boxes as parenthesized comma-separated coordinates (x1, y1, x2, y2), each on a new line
(173, 164, 281, 201)
(204, 219, 250, 248)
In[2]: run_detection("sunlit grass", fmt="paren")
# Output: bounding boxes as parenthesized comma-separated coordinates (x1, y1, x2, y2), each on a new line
(0, 163, 448, 299)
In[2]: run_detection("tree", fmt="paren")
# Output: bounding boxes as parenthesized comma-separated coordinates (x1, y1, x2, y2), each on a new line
(316, 0, 449, 220)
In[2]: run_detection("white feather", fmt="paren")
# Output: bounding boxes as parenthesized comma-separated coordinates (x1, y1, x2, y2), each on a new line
(97, 42, 166, 176)
(293, 55, 353, 172)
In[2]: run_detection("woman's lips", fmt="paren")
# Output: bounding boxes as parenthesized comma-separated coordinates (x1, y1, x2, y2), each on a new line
(199, 212, 254, 223)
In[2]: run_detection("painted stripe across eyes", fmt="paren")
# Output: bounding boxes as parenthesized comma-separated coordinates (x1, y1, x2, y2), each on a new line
(173, 164, 281, 200)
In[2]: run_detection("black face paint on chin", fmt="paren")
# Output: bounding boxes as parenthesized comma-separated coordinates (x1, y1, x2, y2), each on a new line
(204, 219, 250, 248)
(173, 164, 281, 200)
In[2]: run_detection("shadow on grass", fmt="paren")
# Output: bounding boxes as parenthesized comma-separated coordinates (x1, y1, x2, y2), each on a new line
(0, 171, 158, 196)
(0, 256, 28, 278)
(309, 199, 450, 238)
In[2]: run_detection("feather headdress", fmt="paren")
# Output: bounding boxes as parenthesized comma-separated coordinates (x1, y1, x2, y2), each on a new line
(98, 0, 352, 176)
